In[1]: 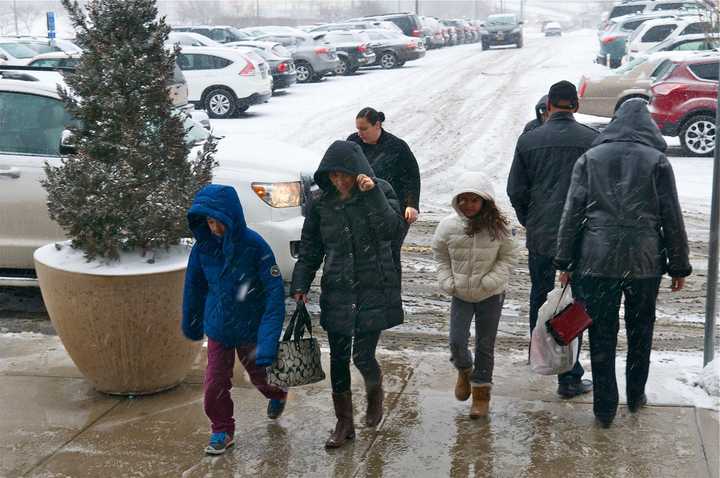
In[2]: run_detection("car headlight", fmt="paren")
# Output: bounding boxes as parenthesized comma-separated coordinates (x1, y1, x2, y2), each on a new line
(251, 181, 303, 208)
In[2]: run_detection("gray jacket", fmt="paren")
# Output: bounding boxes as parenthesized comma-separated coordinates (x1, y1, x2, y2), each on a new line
(555, 100, 692, 279)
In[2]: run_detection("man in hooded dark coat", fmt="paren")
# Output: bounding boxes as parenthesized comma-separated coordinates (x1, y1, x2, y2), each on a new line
(555, 99, 692, 428)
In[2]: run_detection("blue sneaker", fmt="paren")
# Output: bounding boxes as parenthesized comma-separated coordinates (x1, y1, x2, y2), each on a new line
(205, 432, 234, 455)
(267, 398, 286, 419)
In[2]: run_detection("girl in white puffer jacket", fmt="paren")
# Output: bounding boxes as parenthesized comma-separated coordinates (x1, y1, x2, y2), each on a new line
(431, 172, 518, 419)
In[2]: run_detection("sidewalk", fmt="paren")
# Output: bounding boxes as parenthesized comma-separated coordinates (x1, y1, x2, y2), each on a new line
(0, 332, 717, 478)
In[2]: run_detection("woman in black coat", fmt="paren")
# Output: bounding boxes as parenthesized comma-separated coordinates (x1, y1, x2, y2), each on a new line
(347, 107, 421, 270)
(290, 140, 405, 449)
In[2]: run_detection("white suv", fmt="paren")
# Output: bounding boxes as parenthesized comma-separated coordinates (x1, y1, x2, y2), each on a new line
(177, 46, 272, 119)
(626, 15, 712, 59)
(0, 67, 318, 286)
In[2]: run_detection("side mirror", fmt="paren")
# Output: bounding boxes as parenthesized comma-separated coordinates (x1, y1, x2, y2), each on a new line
(59, 129, 76, 155)
(0, 53, 7, 61)
(479, 22, 485, 27)
(518, 21, 524, 25)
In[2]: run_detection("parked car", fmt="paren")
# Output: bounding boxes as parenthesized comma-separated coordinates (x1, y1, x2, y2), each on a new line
(441, 20, 466, 44)
(171, 25, 251, 43)
(596, 12, 678, 68)
(649, 54, 718, 156)
(361, 29, 425, 68)
(626, 15, 711, 60)
(27, 51, 80, 68)
(166, 31, 224, 48)
(419, 16, 446, 48)
(480, 13, 524, 50)
(0, 67, 319, 285)
(643, 33, 720, 55)
(314, 31, 376, 75)
(544, 22, 563, 36)
(176, 46, 271, 118)
(347, 13, 424, 38)
(243, 27, 340, 83)
(578, 50, 701, 117)
(604, 0, 708, 27)
(444, 19, 475, 44)
(26, 51, 191, 108)
(0, 37, 80, 65)
(226, 41, 297, 91)
(309, 21, 402, 35)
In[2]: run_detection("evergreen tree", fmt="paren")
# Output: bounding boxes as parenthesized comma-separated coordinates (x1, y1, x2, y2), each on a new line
(43, 0, 216, 261)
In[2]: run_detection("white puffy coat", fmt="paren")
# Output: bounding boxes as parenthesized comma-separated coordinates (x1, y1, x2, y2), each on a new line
(431, 173, 518, 303)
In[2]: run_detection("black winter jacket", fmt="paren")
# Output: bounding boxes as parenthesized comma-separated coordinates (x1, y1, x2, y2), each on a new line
(507, 112, 599, 256)
(347, 129, 421, 212)
(290, 140, 406, 336)
(555, 100, 692, 279)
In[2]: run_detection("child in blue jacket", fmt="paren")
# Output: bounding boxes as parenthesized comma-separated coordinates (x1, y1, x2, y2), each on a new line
(182, 184, 286, 455)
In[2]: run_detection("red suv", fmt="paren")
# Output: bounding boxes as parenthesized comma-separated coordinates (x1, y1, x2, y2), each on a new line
(648, 55, 718, 157)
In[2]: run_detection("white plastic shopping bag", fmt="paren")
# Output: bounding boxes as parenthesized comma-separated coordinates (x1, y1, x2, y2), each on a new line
(530, 286, 579, 375)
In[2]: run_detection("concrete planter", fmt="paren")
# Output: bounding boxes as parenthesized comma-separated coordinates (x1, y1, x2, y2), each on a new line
(34, 243, 201, 395)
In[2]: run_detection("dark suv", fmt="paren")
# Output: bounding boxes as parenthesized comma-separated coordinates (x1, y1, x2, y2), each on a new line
(347, 13, 424, 38)
(480, 13, 524, 49)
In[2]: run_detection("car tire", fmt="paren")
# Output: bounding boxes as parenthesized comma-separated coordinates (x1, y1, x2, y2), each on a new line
(335, 58, 350, 76)
(482, 42, 489, 51)
(516, 38, 523, 48)
(679, 114, 716, 157)
(204, 88, 237, 119)
(379, 51, 398, 69)
(295, 61, 314, 83)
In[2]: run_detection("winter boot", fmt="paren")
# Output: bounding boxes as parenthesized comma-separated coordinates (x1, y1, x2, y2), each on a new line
(365, 372, 384, 427)
(469, 384, 492, 419)
(455, 368, 472, 401)
(325, 391, 356, 449)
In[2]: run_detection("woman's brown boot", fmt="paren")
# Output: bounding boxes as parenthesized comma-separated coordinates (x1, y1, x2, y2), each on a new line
(365, 372, 384, 427)
(325, 391, 356, 449)
(455, 368, 471, 401)
(470, 384, 491, 419)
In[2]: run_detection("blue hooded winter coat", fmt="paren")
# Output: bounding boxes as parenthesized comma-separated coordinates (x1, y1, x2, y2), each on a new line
(182, 184, 285, 366)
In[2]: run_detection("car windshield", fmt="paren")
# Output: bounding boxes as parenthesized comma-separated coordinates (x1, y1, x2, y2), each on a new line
(0, 42, 39, 59)
(487, 15, 516, 25)
(23, 42, 63, 54)
(227, 27, 251, 41)
(650, 59, 677, 80)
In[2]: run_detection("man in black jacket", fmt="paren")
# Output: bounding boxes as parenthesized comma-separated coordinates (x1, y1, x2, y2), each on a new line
(555, 99, 691, 428)
(507, 81, 599, 398)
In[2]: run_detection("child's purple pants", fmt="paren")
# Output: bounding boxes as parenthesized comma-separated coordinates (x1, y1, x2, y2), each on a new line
(204, 338, 287, 434)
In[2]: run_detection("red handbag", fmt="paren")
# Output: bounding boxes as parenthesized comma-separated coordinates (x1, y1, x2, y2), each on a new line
(545, 285, 593, 346)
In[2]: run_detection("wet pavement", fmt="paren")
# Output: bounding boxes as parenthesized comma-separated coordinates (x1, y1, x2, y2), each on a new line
(1, 333, 717, 478)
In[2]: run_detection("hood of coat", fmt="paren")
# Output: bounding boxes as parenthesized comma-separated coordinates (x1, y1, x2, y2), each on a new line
(592, 99, 667, 151)
(314, 140, 375, 193)
(187, 184, 248, 254)
(535, 95, 548, 123)
(451, 172, 496, 217)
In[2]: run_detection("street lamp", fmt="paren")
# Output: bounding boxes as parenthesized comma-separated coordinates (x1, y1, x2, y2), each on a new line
(704, 58, 720, 367)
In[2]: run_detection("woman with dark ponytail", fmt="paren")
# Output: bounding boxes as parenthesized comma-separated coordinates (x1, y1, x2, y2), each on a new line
(347, 107, 421, 271)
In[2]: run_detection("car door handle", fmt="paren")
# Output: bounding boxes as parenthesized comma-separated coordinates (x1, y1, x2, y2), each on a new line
(0, 167, 21, 179)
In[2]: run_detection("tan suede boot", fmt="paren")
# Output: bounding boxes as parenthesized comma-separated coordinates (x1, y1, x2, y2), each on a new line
(325, 391, 356, 449)
(455, 368, 472, 401)
(470, 384, 491, 419)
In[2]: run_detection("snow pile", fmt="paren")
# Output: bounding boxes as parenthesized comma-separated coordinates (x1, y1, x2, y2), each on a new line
(698, 359, 720, 397)
(34, 241, 191, 276)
